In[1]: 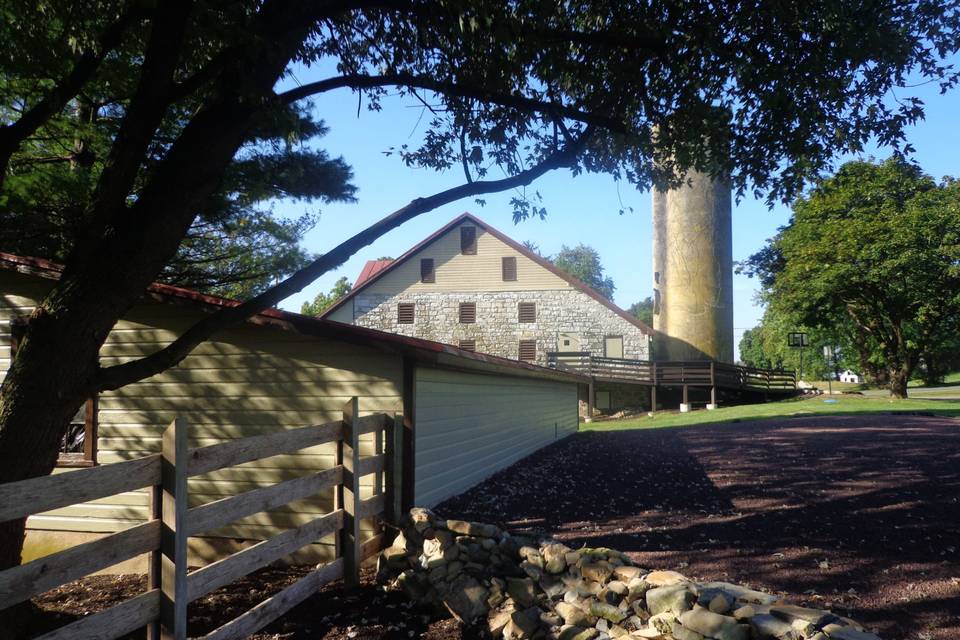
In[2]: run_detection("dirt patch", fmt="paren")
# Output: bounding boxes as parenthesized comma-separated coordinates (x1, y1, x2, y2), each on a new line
(437, 414, 960, 639)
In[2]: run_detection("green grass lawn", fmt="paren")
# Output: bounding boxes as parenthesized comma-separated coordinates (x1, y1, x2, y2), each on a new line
(582, 394, 960, 432)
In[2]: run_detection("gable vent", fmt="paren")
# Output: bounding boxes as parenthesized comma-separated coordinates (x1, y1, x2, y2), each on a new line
(502, 256, 517, 281)
(518, 302, 536, 323)
(420, 258, 435, 283)
(459, 302, 477, 324)
(460, 226, 477, 255)
(459, 339, 476, 352)
(518, 339, 536, 362)
(397, 303, 415, 324)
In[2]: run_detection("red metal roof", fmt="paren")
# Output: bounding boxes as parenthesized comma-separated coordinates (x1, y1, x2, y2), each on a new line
(0, 251, 587, 384)
(353, 259, 394, 288)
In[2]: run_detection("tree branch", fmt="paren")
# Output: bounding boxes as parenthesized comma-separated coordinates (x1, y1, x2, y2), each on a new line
(278, 72, 635, 135)
(0, 7, 143, 185)
(95, 132, 591, 391)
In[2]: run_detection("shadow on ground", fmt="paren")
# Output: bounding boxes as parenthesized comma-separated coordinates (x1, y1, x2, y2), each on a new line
(438, 413, 960, 640)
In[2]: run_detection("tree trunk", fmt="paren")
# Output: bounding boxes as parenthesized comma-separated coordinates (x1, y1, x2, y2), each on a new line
(888, 368, 909, 398)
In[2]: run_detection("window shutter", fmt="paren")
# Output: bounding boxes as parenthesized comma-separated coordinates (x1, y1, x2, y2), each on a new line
(459, 302, 476, 324)
(502, 256, 517, 281)
(459, 339, 476, 352)
(518, 339, 537, 362)
(518, 302, 536, 323)
(460, 226, 477, 254)
(420, 258, 435, 283)
(397, 303, 415, 324)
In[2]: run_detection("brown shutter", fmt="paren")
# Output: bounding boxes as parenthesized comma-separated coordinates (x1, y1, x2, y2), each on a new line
(458, 339, 476, 352)
(397, 303, 415, 324)
(420, 258, 435, 283)
(459, 302, 476, 324)
(460, 226, 477, 254)
(502, 256, 517, 281)
(518, 302, 536, 323)
(518, 339, 537, 362)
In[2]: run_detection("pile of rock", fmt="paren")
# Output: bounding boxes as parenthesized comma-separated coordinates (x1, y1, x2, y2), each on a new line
(378, 508, 880, 640)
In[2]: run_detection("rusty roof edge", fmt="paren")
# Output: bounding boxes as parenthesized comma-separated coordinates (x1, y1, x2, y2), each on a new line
(0, 251, 588, 385)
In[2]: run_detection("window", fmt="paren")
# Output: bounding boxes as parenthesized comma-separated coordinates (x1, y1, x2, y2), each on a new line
(460, 226, 477, 255)
(604, 335, 624, 359)
(459, 302, 476, 324)
(518, 302, 536, 323)
(10, 318, 97, 467)
(459, 339, 476, 352)
(397, 303, 415, 324)
(420, 258, 435, 283)
(502, 256, 517, 281)
(518, 339, 536, 362)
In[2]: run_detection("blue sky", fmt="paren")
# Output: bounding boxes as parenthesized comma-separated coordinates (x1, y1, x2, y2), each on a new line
(275, 59, 960, 357)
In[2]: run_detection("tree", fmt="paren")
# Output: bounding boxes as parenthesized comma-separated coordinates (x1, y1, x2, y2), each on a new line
(741, 159, 960, 397)
(552, 244, 615, 299)
(301, 277, 352, 316)
(628, 297, 653, 326)
(1, 0, 958, 575)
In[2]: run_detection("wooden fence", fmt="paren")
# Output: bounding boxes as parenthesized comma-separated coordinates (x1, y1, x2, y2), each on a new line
(0, 398, 400, 640)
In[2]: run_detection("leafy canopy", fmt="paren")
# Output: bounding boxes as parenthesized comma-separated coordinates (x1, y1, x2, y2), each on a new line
(552, 244, 615, 300)
(741, 158, 960, 395)
(301, 277, 352, 316)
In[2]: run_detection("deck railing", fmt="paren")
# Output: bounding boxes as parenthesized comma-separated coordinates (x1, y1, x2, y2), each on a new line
(546, 352, 796, 392)
(0, 397, 401, 640)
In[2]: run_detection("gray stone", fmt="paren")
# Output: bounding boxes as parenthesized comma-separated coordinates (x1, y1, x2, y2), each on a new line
(748, 613, 799, 640)
(442, 575, 489, 623)
(508, 577, 539, 607)
(509, 607, 541, 638)
(489, 609, 513, 638)
(648, 612, 676, 635)
(608, 623, 629, 638)
(642, 570, 688, 586)
(543, 543, 571, 574)
(645, 584, 695, 616)
(670, 621, 706, 640)
(558, 626, 600, 640)
(613, 566, 642, 582)
(556, 602, 595, 627)
(678, 608, 749, 640)
(821, 624, 882, 640)
(446, 519, 500, 538)
(770, 605, 840, 630)
(698, 582, 779, 606)
(589, 601, 627, 624)
(582, 562, 614, 583)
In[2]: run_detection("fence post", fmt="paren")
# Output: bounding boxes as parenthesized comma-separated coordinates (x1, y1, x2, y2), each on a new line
(340, 397, 362, 587)
(146, 481, 162, 640)
(160, 418, 188, 640)
(386, 413, 404, 526)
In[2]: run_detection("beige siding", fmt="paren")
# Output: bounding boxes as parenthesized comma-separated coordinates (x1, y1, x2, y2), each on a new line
(325, 301, 354, 324)
(361, 221, 571, 295)
(413, 367, 578, 506)
(0, 271, 402, 541)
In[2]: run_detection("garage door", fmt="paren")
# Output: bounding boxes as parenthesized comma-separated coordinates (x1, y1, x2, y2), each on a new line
(413, 367, 579, 506)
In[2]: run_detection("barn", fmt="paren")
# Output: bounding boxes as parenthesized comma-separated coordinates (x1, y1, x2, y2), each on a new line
(0, 252, 583, 566)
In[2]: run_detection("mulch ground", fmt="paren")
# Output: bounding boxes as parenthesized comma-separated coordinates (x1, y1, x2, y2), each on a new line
(438, 412, 960, 640)
(20, 412, 960, 639)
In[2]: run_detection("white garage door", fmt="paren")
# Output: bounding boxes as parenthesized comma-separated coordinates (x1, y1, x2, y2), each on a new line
(413, 367, 579, 506)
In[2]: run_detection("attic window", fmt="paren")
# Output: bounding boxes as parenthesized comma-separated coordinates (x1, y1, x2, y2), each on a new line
(459, 339, 476, 352)
(460, 226, 477, 255)
(518, 339, 537, 362)
(420, 258, 435, 283)
(518, 302, 536, 323)
(502, 256, 517, 281)
(397, 303, 415, 324)
(459, 302, 476, 324)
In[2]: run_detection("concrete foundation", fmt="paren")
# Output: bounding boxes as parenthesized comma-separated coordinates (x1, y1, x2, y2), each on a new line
(652, 170, 734, 363)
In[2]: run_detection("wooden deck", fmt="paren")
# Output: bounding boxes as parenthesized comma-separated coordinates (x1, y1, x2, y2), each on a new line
(546, 352, 796, 394)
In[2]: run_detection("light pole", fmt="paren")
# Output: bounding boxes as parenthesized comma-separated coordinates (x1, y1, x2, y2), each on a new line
(788, 332, 809, 383)
(823, 345, 834, 395)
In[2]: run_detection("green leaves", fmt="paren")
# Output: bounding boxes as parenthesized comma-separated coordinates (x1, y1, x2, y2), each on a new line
(551, 243, 615, 300)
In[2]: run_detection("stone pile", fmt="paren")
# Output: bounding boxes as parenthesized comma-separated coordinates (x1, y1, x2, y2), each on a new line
(378, 508, 881, 640)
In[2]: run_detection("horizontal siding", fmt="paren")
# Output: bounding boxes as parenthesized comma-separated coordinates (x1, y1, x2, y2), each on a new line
(361, 221, 571, 295)
(1, 270, 400, 542)
(414, 367, 578, 506)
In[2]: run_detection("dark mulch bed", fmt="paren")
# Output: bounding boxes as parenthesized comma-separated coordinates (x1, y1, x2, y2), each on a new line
(437, 413, 960, 640)
(20, 413, 960, 639)
(22, 566, 470, 640)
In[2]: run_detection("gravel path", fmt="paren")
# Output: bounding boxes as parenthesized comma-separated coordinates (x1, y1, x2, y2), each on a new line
(437, 413, 960, 639)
